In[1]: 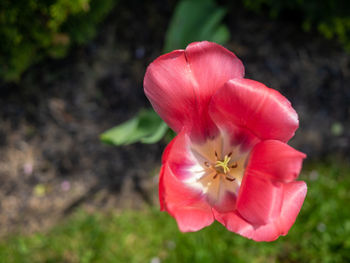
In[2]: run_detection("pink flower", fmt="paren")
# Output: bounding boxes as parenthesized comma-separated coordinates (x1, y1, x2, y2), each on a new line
(144, 41, 307, 242)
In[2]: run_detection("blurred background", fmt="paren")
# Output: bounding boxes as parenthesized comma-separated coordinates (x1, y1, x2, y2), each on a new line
(0, 0, 349, 262)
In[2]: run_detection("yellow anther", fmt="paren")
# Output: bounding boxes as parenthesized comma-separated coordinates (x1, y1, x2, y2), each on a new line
(215, 155, 231, 174)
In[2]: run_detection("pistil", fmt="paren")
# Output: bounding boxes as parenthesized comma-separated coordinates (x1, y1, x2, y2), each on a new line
(215, 155, 231, 174)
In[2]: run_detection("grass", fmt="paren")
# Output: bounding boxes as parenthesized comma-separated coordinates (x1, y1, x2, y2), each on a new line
(0, 161, 350, 263)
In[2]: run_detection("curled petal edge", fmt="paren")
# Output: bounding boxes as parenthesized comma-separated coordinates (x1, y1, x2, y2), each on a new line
(214, 181, 307, 242)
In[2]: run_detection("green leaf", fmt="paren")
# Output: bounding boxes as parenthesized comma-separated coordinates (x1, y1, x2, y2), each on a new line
(141, 121, 169, 144)
(208, 25, 230, 44)
(164, 0, 230, 52)
(100, 109, 169, 146)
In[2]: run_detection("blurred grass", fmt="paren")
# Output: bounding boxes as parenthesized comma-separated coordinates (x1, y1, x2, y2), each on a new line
(0, 161, 350, 263)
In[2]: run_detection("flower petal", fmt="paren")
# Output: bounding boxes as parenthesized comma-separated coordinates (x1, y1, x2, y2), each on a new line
(209, 78, 299, 142)
(160, 131, 214, 231)
(144, 41, 244, 142)
(277, 181, 307, 234)
(236, 171, 284, 225)
(144, 50, 198, 136)
(172, 207, 215, 232)
(212, 191, 237, 213)
(214, 181, 307, 242)
(247, 140, 306, 183)
(185, 41, 244, 99)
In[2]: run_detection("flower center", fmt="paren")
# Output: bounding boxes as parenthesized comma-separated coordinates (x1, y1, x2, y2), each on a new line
(186, 133, 249, 205)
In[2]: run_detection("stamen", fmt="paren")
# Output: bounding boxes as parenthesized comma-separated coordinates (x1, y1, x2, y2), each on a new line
(227, 152, 232, 157)
(213, 173, 218, 179)
(204, 161, 210, 167)
(214, 151, 218, 160)
(231, 162, 238, 168)
(226, 176, 236, 182)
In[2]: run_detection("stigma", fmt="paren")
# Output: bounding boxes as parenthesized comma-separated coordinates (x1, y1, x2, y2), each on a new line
(215, 151, 232, 174)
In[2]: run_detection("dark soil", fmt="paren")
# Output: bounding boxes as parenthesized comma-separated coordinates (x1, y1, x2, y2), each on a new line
(0, 0, 349, 236)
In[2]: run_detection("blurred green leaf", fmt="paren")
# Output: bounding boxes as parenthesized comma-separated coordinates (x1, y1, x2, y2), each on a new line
(100, 109, 169, 146)
(0, 0, 118, 81)
(242, 0, 350, 52)
(164, 0, 230, 52)
(140, 121, 168, 144)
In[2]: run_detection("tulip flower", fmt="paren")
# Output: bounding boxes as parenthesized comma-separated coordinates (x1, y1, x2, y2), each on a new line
(144, 41, 307, 241)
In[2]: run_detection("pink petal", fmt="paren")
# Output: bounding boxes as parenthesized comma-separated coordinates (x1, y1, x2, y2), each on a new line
(214, 181, 307, 242)
(184, 41, 244, 100)
(144, 50, 198, 136)
(212, 191, 237, 213)
(247, 140, 306, 183)
(214, 209, 281, 242)
(209, 78, 299, 142)
(160, 131, 214, 231)
(172, 207, 215, 232)
(213, 210, 262, 239)
(278, 181, 307, 234)
(144, 41, 244, 142)
(236, 171, 284, 225)
(216, 121, 260, 153)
